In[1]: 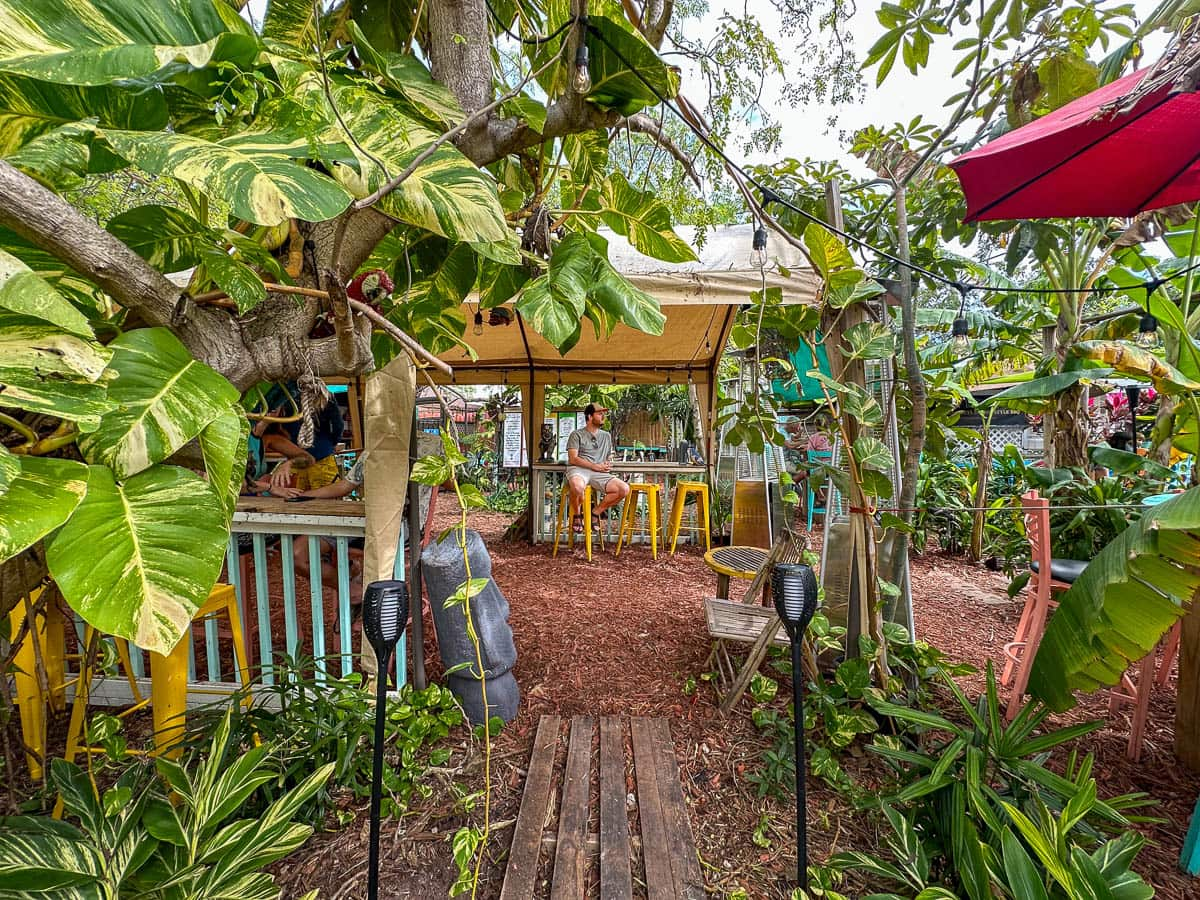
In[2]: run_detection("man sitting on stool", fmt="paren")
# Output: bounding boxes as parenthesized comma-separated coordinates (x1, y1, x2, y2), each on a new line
(566, 403, 630, 533)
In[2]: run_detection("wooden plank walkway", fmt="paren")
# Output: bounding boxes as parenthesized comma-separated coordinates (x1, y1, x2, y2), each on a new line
(500, 716, 704, 900)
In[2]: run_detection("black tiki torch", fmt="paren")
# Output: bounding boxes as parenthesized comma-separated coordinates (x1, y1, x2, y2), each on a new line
(362, 579, 409, 900)
(770, 562, 820, 891)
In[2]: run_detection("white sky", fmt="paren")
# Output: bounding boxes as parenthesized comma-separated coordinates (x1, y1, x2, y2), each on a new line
(676, 0, 1168, 176)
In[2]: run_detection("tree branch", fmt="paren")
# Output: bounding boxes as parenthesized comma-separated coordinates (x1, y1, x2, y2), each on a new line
(616, 113, 702, 188)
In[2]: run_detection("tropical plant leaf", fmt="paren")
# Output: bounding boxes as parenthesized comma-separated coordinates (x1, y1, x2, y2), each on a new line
(46, 464, 230, 653)
(0, 249, 92, 336)
(99, 127, 353, 227)
(1071, 341, 1200, 395)
(200, 245, 267, 313)
(0, 444, 17, 494)
(1078, 312, 1139, 343)
(1028, 486, 1200, 711)
(590, 253, 665, 337)
(0, 823, 101, 892)
(842, 321, 896, 360)
(0, 312, 114, 429)
(328, 82, 508, 244)
(598, 172, 695, 263)
(0, 453, 88, 561)
(804, 223, 855, 279)
(584, 15, 679, 116)
(78, 327, 239, 479)
(514, 233, 595, 352)
(0, 73, 167, 157)
(982, 369, 1114, 414)
(345, 21, 464, 129)
(0, 0, 256, 86)
(263, 0, 318, 47)
(199, 406, 248, 523)
(386, 242, 476, 354)
(853, 434, 894, 473)
(0, 226, 105, 309)
(105, 204, 211, 272)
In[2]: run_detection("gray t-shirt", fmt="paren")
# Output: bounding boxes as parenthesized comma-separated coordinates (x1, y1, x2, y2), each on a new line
(566, 427, 613, 465)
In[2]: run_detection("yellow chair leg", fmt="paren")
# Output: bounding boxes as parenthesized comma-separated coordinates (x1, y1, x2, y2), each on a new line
(150, 636, 190, 760)
(668, 490, 685, 554)
(583, 487, 593, 562)
(701, 487, 711, 552)
(10, 601, 47, 780)
(650, 489, 660, 560)
(615, 494, 631, 557)
(44, 602, 66, 713)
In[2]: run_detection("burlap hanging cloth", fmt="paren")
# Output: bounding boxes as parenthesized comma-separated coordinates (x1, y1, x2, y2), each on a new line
(360, 353, 417, 676)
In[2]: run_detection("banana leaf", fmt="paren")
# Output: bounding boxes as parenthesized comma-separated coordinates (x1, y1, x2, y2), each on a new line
(1071, 340, 1200, 395)
(1027, 487, 1200, 711)
(981, 369, 1113, 415)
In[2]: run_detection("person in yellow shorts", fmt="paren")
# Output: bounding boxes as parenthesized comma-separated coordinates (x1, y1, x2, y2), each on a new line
(260, 382, 345, 493)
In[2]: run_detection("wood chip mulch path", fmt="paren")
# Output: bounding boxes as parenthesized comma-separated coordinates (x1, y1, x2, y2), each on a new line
(274, 503, 1200, 900)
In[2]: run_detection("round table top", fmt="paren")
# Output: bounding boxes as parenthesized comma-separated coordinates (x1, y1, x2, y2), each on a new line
(704, 545, 769, 579)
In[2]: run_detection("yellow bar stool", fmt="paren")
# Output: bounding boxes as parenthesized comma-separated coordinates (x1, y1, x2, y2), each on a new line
(60, 584, 251, 771)
(667, 480, 711, 554)
(615, 482, 664, 559)
(552, 481, 598, 561)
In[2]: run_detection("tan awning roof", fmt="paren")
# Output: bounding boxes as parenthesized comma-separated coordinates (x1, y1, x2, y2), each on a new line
(432, 224, 820, 386)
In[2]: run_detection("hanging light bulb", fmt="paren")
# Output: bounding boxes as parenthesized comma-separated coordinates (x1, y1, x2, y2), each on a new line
(1135, 312, 1161, 349)
(572, 25, 591, 94)
(473, 311, 484, 336)
(750, 224, 768, 267)
(951, 315, 971, 352)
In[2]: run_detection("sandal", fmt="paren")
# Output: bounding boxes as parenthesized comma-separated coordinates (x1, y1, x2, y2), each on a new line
(571, 514, 583, 534)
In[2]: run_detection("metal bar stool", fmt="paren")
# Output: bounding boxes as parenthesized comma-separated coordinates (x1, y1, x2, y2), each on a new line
(615, 482, 663, 559)
(667, 481, 711, 554)
(552, 481, 599, 561)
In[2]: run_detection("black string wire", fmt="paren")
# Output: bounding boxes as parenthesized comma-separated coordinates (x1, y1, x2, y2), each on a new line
(578, 18, 1200, 302)
(487, 6, 577, 45)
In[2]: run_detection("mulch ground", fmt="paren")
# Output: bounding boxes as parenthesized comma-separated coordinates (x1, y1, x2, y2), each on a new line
(271, 500, 1200, 900)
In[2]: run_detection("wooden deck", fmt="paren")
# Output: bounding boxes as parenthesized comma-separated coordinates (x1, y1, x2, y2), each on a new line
(500, 716, 704, 900)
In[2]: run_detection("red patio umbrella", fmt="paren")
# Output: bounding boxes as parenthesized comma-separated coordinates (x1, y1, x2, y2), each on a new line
(949, 67, 1200, 222)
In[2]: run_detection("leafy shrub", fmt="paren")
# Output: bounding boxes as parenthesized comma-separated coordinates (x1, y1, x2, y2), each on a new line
(0, 709, 329, 898)
(185, 660, 464, 824)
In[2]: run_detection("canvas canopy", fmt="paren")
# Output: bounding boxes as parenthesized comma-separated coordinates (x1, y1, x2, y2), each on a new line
(428, 224, 820, 473)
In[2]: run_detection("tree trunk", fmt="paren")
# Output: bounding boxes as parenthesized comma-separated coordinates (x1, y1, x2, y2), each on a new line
(428, 0, 492, 114)
(889, 182, 921, 630)
(1051, 383, 1090, 468)
(1150, 394, 1178, 465)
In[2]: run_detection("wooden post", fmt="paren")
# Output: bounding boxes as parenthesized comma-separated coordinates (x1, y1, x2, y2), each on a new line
(1176, 590, 1200, 771)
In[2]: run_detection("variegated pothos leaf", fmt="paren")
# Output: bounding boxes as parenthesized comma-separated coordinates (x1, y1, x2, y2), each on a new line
(78, 327, 239, 479)
(46, 464, 230, 654)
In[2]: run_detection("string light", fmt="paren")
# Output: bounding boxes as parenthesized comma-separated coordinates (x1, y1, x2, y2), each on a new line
(1135, 282, 1162, 350)
(473, 310, 484, 336)
(950, 284, 971, 352)
(750, 223, 768, 268)
(572, 15, 591, 93)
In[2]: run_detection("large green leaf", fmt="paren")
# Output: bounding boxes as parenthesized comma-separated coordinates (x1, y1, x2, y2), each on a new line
(0, 72, 166, 156)
(106, 204, 210, 271)
(982, 369, 1114, 414)
(0, 819, 101, 892)
(1037, 52, 1099, 112)
(590, 253, 665, 337)
(78, 327, 239, 479)
(328, 82, 508, 243)
(515, 276, 582, 353)
(0, 312, 114, 429)
(599, 172, 696, 263)
(199, 406, 248, 523)
(263, 0, 318, 48)
(584, 15, 679, 116)
(386, 242, 475, 354)
(0, 248, 92, 336)
(1028, 486, 1200, 711)
(0, 226, 106, 310)
(46, 464, 230, 654)
(100, 127, 353, 227)
(804, 222, 855, 280)
(0, 453, 88, 561)
(345, 21, 464, 130)
(1071, 340, 1200, 395)
(0, 0, 256, 86)
(0, 444, 17, 493)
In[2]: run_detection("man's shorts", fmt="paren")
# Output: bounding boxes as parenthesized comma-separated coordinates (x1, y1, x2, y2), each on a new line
(566, 467, 615, 493)
(294, 454, 339, 490)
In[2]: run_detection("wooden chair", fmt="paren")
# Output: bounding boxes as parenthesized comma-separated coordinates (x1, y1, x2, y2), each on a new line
(1003, 491, 1085, 720)
(705, 528, 818, 713)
